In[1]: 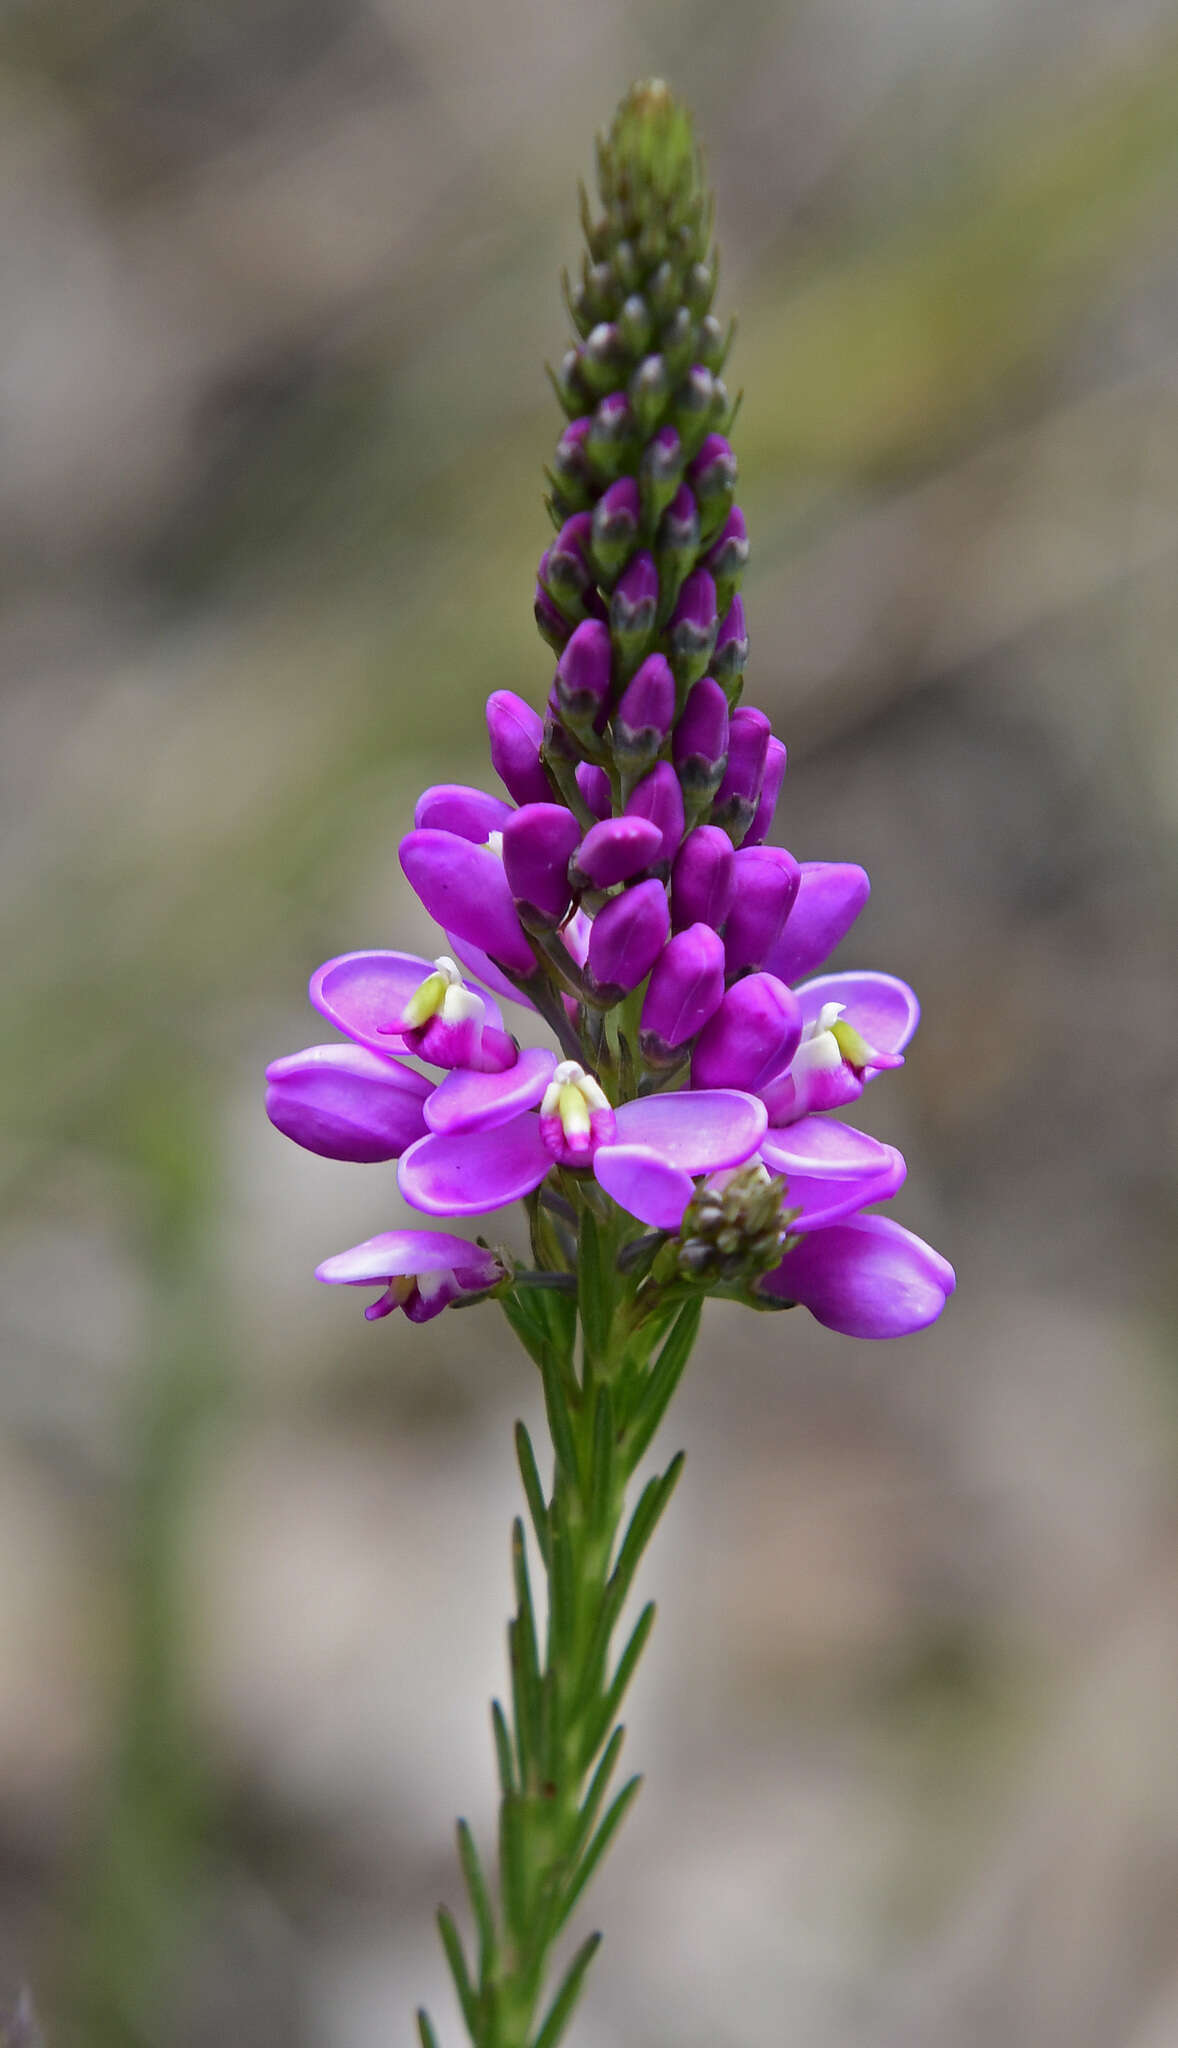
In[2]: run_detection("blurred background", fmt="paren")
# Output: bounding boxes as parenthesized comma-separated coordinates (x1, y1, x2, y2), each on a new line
(3, 0, 1178, 2042)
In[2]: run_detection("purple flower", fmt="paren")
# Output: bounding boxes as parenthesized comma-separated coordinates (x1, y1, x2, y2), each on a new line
(758, 971, 917, 1124)
(673, 677, 729, 796)
(586, 878, 670, 998)
(555, 619, 613, 729)
(758, 1215, 955, 1338)
(743, 737, 787, 847)
(763, 862, 871, 984)
(317, 1229, 506, 1323)
(414, 784, 512, 841)
(625, 763, 685, 870)
(691, 973, 801, 1093)
(502, 803, 582, 927)
(398, 1056, 768, 1217)
(712, 594, 748, 694)
(576, 762, 612, 820)
(614, 653, 675, 765)
(265, 1043, 431, 1163)
(667, 568, 718, 686)
(486, 691, 551, 807)
(712, 705, 770, 838)
(400, 827, 536, 977)
(722, 845, 801, 976)
(572, 815, 663, 890)
(309, 950, 518, 1073)
(640, 923, 726, 1063)
(671, 825, 734, 932)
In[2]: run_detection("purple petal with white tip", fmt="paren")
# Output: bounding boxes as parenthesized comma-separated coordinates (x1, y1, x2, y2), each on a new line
(765, 863, 871, 984)
(309, 950, 503, 1055)
(424, 1047, 557, 1136)
(759, 1213, 955, 1337)
(593, 1145, 694, 1230)
(795, 970, 920, 1063)
(612, 1089, 767, 1173)
(398, 1115, 552, 1215)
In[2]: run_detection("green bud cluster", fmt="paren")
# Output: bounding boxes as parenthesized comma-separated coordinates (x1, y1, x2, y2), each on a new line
(539, 80, 748, 702)
(671, 1165, 792, 1286)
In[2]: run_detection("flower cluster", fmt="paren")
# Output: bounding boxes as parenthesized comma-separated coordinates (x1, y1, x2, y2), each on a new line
(265, 82, 953, 1343)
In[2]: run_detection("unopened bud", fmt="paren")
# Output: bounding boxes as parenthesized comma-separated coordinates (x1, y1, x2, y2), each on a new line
(673, 676, 729, 798)
(590, 476, 641, 585)
(705, 505, 749, 617)
(639, 423, 684, 528)
(712, 594, 749, 699)
(625, 760, 685, 872)
(667, 568, 718, 688)
(671, 824, 734, 932)
(743, 737, 787, 847)
(614, 651, 675, 772)
(711, 704, 771, 840)
(640, 923, 726, 1065)
(610, 549, 659, 676)
(555, 619, 613, 731)
(502, 803, 583, 928)
(585, 878, 669, 1000)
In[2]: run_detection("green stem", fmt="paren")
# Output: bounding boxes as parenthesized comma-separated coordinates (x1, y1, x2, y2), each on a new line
(426, 1252, 699, 2048)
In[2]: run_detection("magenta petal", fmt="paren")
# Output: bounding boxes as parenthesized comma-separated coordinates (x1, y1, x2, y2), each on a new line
(777, 1145, 907, 1233)
(399, 829, 536, 976)
(398, 1115, 551, 1215)
(316, 1230, 500, 1287)
(265, 1043, 431, 1163)
(760, 1213, 955, 1337)
(424, 1047, 557, 1136)
(760, 1115, 893, 1182)
(443, 933, 538, 1011)
(309, 950, 503, 1055)
(414, 784, 512, 841)
(795, 970, 920, 1062)
(594, 1145, 694, 1230)
(765, 863, 871, 984)
(612, 1089, 767, 1173)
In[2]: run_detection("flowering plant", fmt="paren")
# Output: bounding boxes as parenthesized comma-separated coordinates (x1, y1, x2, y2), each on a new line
(265, 80, 953, 2047)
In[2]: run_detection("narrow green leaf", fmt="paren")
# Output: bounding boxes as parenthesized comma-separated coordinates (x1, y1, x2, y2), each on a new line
(546, 1490, 576, 1667)
(515, 1421, 551, 1567)
(456, 1819, 496, 1975)
(510, 1522, 542, 1775)
(436, 1908, 477, 2033)
(537, 1340, 579, 1487)
(569, 1724, 625, 1861)
(581, 1602, 656, 1765)
(532, 1931, 604, 2048)
(499, 1286, 552, 1368)
(580, 1456, 683, 1698)
(499, 1790, 528, 1940)
(557, 1777, 643, 1933)
(416, 2008, 440, 2048)
(622, 1299, 702, 1474)
(491, 1698, 516, 1797)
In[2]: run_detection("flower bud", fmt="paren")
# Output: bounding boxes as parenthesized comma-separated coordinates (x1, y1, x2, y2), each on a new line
(265, 1043, 431, 1164)
(639, 923, 726, 1065)
(655, 483, 700, 616)
(722, 846, 801, 976)
(685, 260, 715, 317)
(551, 346, 588, 417)
(712, 705, 770, 840)
(618, 293, 653, 356)
(625, 761, 685, 871)
(647, 258, 678, 321)
(571, 815, 663, 890)
(586, 391, 635, 479)
(580, 320, 630, 395)
(614, 651, 675, 772)
(639, 423, 683, 528)
(743, 736, 787, 846)
(671, 825, 735, 932)
(763, 862, 871, 985)
(629, 352, 671, 436)
(535, 577, 571, 652)
(555, 619, 613, 731)
(586, 878, 669, 999)
(660, 305, 696, 382)
(486, 690, 551, 806)
(576, 761, 612, 820)
(552, 415, 594, 504)
(711, 594, 749, 699)
(590, 476, 641, 585)
(673, 677, 729, 799)
(502, 803, 582, 928)
(696, 312, 728, 372)
(691, 973, 802, 1093)
(540, 513, 599, 622)
(667, 568, 718, 689)
(672, 365, 717, 460)
(688, 433, 737, 541)
(610, 549, 659, 676)
(704, 504, 749, 616)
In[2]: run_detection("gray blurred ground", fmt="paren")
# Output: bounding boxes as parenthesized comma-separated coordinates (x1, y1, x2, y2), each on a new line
(2, 1, 1178, 2043)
